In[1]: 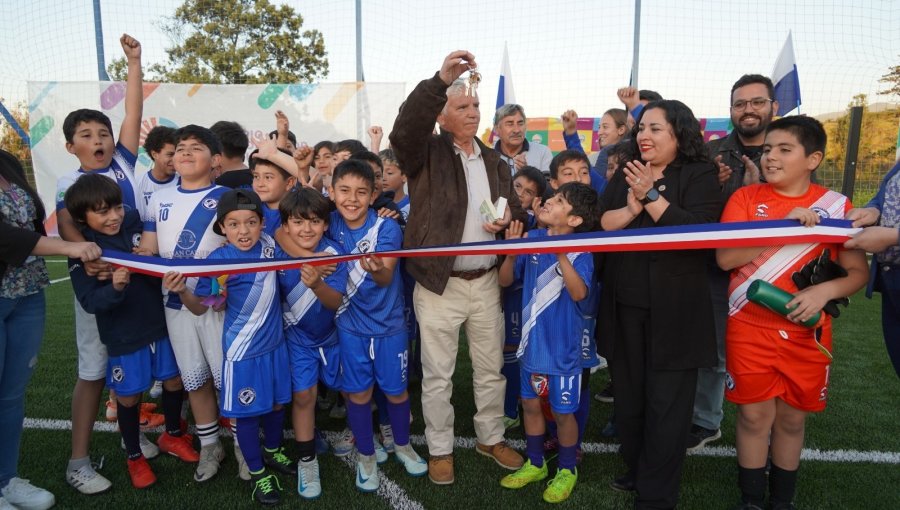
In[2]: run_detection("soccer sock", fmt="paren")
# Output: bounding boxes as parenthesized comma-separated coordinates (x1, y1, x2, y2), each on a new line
(261, 407, 285, 451)
(161, 388, 183, 437)
(501, 352, 519, 419)
(769, 463, 798, 506)
(236, 416, 264, 473)
(297, 439, 316, 463)
(196, 421, 220, 447)
(67, 456, 90, 472)
(346, 399, 375, 456)
(558, 444, 577, 471)
(738, 465, 767, 507)
(117, 401, 142, 460)
(526, 434, 544, 467)
(373, 386, 390, 426)
(386, 398, 411, 447)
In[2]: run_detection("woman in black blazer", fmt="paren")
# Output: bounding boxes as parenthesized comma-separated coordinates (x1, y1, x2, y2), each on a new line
(597, 100, 722, 510)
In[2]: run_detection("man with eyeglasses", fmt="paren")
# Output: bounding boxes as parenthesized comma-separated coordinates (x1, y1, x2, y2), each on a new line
(493, 104, 553, 176)
(687, 74, 778, 454)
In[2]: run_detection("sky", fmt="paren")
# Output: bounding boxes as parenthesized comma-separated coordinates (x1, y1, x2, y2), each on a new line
(1, 0, 898, 139)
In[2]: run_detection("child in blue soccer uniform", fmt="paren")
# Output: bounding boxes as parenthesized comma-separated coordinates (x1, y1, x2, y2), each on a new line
(165, 189, 292, 505)
(65, 174, 191, 490)
(498, 182, 599, 504)
(327, 159, 427, 492)
(277, 188, 348, 499)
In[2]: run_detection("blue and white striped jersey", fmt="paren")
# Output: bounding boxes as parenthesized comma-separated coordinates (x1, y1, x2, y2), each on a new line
(56, 143, 139, 214)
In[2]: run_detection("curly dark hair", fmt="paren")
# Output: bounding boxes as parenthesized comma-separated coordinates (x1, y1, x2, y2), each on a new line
(630, 99, 708, 166)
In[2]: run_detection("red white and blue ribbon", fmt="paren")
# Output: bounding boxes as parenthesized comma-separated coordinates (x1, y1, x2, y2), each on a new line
(100, 219, 859, 278)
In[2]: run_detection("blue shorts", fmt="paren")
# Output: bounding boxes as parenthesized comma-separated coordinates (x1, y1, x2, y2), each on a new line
(520, 368, 581, 415)
(107, 337, 179, 397)
(339, 330, 408, 396)
(288, 340, 341, 392)
(221, 343, 292, 418)
(503, 286, 522, 347)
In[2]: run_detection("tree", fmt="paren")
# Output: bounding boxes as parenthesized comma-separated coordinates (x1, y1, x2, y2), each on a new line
(0, 101, 31, 164)
(109, 0, 328, 84)
(879, 58, 900, 98)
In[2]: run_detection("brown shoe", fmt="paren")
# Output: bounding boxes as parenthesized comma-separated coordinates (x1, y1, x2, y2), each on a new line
(428, 454, 454, 485)
(476, 441, 524, 470)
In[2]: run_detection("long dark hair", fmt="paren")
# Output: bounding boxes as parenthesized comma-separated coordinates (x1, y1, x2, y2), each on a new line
(0, 150, 46, 233)
(630, 100, 708, 166)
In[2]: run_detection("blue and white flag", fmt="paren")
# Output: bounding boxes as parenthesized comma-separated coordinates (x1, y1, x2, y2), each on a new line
(496, 41, 516, 110)
(772, 31, 801, 116)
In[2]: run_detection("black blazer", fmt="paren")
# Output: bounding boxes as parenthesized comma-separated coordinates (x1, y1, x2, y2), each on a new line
(597, 161, 723, 370)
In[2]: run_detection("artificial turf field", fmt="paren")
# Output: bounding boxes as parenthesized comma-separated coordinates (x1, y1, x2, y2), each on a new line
(16, 257, 900, 509)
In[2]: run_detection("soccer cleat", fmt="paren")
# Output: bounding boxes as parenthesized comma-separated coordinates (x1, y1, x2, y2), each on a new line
(263, 446, 297, 476)
(149, 380, 163, 399)
(503, 415, 521, 430)
(66, 462, 112, 495)
(543, 467, 578, 504)
(158, 432, 200, 462)
(139, 407, 165, 431)
(500, 459, 548, 489)
(105, 399, 117, 422)
(234, 441, 251, 481)
(332, 428, 355, 457)
(379, 423, 395, 453)
(126, 456, 157, 489)
(314, 428, 329, 455)
(355, 454, 379, 492)
(250, 471, 282, 505)
(686, 425, 722, 453)
(121, 432, 160, 460)
(394, 444, 427, 477)
(0, 497, 14, 510)
(609, 472, 636, 493)
(194, 441, 225, 482)
(374, 437, 389, 464)
(296, 459, 322, 500)
(1, 478, 56, 510)
(329, 402, 347, 419)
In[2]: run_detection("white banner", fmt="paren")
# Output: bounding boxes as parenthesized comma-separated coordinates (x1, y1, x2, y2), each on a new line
(27, 81, 406, 235)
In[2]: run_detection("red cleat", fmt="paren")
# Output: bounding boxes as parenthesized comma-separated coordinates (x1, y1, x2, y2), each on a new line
(158, 432, 200, 462)
(139, 406, 165, 431)
(127, 456, 157, 489)
(140, 402, 158, 412)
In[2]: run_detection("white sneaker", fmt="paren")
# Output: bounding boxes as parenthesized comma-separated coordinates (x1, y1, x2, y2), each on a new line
(66, 462, 112, 495)
(374, 437, 388, 464)
(149, 380, 163, 399)
(1, 478, 55, 510)
(332, 428, 355, 457)
(194, 441, 225, 482)
(394, 444, 428, 477)
(120, 432, 160, 459)
(233, 441, 250, 481)
(296, 458, 321, 499)
(354, 454, 379, 493)
(379, 424, 395, 453)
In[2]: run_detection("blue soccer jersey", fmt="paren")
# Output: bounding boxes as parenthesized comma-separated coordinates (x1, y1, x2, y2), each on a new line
(56, 142, 139, 214)
(194, 233, 285, 361)
(396, 195, 410, 222)
(278, 237, 348, 348)
(327, 209, 405, 337)
(262, 204, 281, 237)
(514, 229, 593, 376)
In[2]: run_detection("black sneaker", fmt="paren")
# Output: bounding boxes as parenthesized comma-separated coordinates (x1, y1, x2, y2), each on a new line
(263, 446, 297, 476)
(250, 471, 282, 505)
(686, 425, 721, 453)
(593, 384, 614, 403)
(609, 472, 635, 492)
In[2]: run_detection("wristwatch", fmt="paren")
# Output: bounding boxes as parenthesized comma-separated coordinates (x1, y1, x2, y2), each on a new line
(640, 187, 660, 205)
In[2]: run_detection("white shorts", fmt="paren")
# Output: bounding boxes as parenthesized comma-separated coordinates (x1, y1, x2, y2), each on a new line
(165, 307, 224, 392)
(74, 298, 107, 381)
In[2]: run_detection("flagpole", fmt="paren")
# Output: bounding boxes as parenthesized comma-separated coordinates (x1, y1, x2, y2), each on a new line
(630, 0, 642, 88)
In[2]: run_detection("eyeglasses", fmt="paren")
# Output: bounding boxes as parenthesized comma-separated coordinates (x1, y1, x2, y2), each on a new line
(731, 98, 774, 111)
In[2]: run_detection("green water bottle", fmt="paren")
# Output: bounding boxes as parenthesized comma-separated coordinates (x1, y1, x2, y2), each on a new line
(746, 280, 820, 328)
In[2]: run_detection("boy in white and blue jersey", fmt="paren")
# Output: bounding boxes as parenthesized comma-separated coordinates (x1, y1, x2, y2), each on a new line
(327, 159, 427, 492)
(276, 188, 348, 499)
(139, 125, 230, 483)
(498, 182, 599, 504)
(165, 189, 292, 506)
(250, 139, 301, 237)
(136, 126, 178, 221)
(56, 34, 143, 495)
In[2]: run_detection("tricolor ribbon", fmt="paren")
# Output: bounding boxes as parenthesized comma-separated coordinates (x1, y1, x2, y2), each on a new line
(101, 219, 859, 278)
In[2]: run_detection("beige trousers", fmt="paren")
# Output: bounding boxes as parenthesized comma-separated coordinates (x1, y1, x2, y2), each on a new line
(414, 270, 506, 456)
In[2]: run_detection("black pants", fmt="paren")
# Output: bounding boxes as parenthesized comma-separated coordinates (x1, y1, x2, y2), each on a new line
(613, 304, 698, 510)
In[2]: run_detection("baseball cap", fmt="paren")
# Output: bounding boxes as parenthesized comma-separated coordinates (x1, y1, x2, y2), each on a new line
(213, 188, 264, 236)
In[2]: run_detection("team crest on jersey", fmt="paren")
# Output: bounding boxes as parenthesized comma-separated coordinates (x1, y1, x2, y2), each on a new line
(725, 372, 735, 391)
(755, 204, 769, 217)
(114, 169, 126, 180)
(177, 230, 197, 250)
(111, 366, 124, 383)
(202, 198, 218, 210)
(131, 233, 142, 248)
(555, 264, 563, 276)
(356, 239, 372, 253)
(263, 246, 275, 258)
(811, 207, 830, 219)
(238, 387, 256, 406)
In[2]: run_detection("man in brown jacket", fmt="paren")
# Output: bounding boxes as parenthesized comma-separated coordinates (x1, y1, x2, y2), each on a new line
(389, 50, 527, 485)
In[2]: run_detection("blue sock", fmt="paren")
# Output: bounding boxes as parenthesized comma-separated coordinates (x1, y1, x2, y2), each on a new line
(261, 407, 285, 450)
(575, 385, 591, 447)
(526, 434, 544, 467)
(373, 386, 390, 426)
(386, 398, 411, 447)
(236, 416, 264, 473)
(501, 352, 520, 418)
(346, 399, 375, 456)
(558, 444, 577, 471)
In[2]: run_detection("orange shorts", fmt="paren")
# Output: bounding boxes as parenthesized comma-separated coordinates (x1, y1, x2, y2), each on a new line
(725, 318, 832, 412)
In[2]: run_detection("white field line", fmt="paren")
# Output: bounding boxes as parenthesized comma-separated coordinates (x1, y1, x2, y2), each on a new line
(22, 418, 900, 465)
(49, 276, 70, 284)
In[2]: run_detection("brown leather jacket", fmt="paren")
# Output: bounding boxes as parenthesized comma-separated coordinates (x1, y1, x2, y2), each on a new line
(389, 72, 527, 295)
